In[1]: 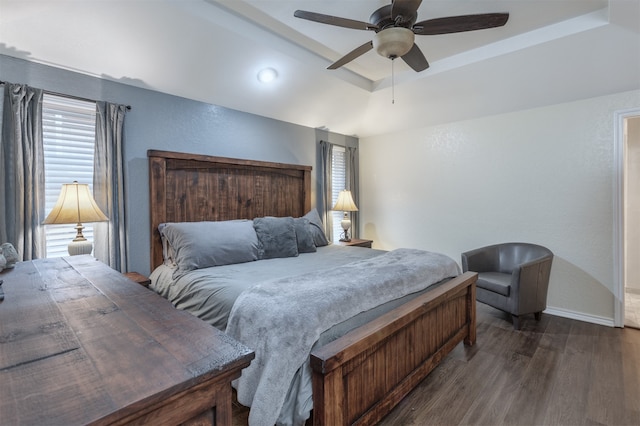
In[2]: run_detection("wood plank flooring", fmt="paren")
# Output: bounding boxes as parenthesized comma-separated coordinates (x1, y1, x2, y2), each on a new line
(233, 302, 640, 425)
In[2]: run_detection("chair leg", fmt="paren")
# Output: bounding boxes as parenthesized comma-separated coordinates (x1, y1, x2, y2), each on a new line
(534, 311, 542, 321)
(511, 314, 520, 330)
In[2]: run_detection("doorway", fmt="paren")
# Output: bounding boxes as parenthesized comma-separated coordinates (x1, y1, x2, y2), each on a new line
(624, 115, 640, 328)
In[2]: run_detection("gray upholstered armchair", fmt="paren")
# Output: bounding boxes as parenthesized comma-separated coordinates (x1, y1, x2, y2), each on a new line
(461, 242, 553, 330)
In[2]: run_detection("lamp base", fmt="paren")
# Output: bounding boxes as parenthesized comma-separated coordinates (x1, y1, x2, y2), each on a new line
(68, 239, 93, 256)
(340, 214, 352, 242)
(67, 223, 93, 256)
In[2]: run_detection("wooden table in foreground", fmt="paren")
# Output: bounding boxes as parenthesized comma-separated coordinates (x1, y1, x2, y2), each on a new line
(0, 255, 254, 425)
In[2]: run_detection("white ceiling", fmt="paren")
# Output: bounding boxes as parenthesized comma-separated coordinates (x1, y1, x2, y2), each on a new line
(1, 0, 639, 138)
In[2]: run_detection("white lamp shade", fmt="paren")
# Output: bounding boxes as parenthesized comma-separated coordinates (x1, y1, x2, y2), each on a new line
(332, 190, 358, 212)
(43, 182, 108, 225)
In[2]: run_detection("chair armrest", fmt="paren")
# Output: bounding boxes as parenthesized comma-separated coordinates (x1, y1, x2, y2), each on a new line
(510, 255, 553, 313)
(512, 255, 553, 280)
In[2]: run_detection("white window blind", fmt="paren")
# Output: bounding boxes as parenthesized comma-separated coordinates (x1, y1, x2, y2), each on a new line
(42, 93, 97, 258)
(331, 146, 346, 242)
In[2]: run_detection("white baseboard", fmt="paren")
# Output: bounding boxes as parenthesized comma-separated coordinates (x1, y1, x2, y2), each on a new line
(544, 306, 615, 328)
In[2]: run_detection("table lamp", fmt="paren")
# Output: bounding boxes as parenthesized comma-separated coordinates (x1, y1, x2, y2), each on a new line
(332, 189, 358, 242)
(43, 181, 108, 255)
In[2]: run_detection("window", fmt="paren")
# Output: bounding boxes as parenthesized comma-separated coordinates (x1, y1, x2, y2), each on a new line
(42, 94, 97, 258)
(331, 146, 347, 242)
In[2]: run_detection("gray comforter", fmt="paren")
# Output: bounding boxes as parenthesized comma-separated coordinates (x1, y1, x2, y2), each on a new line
(149, 245, 460, 425)
(226, 248, 460, 426)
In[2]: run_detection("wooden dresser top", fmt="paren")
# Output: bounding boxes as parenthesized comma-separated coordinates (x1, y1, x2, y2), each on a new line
(0, 255, 254, 425)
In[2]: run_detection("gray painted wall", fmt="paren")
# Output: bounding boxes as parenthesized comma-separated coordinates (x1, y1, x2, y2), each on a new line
(0, 54, 358, 275)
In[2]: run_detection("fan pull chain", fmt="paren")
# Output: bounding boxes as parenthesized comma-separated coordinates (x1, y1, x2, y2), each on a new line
(391, 58, 395, 104)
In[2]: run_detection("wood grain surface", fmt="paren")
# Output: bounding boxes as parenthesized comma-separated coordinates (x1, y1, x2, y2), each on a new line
(0, 256, 254, 425)
(148, 150, 312, 270)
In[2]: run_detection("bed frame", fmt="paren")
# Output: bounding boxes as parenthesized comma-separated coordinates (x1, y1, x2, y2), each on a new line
(148, 149, 477, 426)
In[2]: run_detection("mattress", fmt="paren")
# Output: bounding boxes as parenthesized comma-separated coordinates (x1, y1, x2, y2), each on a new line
(149, 244, 386, 330)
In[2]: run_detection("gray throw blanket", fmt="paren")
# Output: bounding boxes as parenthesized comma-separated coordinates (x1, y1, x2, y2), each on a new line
(226, 248, 460, 426)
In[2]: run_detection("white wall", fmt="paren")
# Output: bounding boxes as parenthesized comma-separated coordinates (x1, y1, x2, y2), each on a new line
(360, 90, 640, 324)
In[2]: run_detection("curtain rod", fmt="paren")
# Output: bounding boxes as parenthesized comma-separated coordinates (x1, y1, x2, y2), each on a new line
(0, 80, 131, 110)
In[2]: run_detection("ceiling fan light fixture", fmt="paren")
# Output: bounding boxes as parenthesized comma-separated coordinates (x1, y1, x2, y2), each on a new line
(373, 27, 415, 59)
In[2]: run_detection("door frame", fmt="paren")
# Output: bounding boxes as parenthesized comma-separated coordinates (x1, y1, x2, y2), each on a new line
(613, 107, 640, 327)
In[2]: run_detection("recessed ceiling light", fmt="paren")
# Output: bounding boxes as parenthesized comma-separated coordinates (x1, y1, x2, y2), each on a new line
(257, 67, 278, 83)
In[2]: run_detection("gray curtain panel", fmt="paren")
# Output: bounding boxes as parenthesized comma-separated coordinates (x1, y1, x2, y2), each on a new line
(347, 146, 359, 239)
(93, 101, 128, 271)
(319, 141, 361, 242)
(319, 140, 334, 242)
(0, 83, 46, 260)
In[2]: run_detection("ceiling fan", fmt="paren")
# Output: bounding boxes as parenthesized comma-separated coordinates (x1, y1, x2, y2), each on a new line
(294, 0, 509, 72)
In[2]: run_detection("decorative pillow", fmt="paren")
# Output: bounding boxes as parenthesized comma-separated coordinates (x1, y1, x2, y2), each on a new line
(160, 220, 259, 273)
(294, 217, 316, 254)
(253, 216, 299, 259)
(303, 209, 329, 247)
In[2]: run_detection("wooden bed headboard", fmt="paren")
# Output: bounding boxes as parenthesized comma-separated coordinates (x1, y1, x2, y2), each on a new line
(148, 150, 312, 270)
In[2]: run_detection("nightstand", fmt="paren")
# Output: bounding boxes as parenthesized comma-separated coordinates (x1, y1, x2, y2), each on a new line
(338, 238, 373, 248)
(123, 271, 151, 287)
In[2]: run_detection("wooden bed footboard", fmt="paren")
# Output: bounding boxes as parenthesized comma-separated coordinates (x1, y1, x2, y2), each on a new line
(310, 271, 477, 426)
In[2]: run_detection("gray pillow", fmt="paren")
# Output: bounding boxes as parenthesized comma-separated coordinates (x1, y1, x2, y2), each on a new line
(294, 217, 316, 253)
(253, 216, 299, 259)
(304, 209, 329, 247)
(160, 220, 259, 274)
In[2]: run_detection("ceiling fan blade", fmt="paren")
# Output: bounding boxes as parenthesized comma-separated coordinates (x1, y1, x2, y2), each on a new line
(401, 43, 429, 72)
(391, 0, 422, 23)
(413, 13, 509, 35)
(327, 41, 374, 70)
(294, 10, 378, 31)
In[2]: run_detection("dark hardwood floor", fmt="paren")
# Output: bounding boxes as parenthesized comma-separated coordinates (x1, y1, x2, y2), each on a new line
(233, 302, 640, 425)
